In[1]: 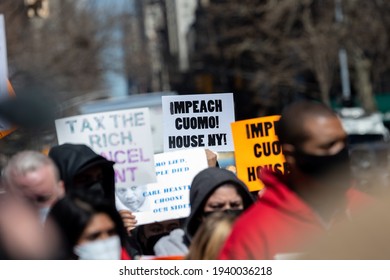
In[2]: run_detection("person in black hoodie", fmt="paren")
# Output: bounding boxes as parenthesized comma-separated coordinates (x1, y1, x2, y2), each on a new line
(48, 143, 115, 208)
(153, 167, 254, 257)
(48, 143, 141, 257)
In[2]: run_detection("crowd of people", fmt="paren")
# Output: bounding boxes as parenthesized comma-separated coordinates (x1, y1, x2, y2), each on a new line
(0, 100, 380, 260)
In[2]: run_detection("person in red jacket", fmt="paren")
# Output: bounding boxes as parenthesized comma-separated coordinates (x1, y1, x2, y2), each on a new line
(219, 100, 373, 260)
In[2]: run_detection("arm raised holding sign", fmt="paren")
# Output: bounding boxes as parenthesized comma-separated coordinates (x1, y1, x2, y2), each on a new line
(119, 210, 137, 235)
(205, 149, 218, 167)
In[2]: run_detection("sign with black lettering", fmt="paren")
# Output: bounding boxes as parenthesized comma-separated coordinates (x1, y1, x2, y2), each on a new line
(55, 108, 157, 187)
(162, 93, 235, 152)
(116, 148, 209, 225)
(231, 116, 287, 191)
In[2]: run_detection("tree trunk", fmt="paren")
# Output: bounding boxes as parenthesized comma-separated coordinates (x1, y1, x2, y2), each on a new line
(352, 47, 377, 113)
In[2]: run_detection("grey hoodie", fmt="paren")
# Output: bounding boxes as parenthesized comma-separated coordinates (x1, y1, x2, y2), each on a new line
(185, 167, 254, 241)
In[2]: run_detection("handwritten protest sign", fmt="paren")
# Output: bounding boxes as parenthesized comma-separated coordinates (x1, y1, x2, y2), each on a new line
(55, 108, 157, 186)
(115, 148, 208, 225)
(162, 93, 235, 152)
(231, 115, 287, 191)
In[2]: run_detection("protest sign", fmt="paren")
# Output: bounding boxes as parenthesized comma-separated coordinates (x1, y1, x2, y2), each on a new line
(162, 93, 235, 152)
(55, 108, 157, 186)
(0, 16, 15, 138)
(231, 115, 287, 192)
(0, 15, 7, 97)
(115, 148, 208, 225)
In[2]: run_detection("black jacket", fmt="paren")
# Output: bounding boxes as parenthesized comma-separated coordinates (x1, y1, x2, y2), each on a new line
(185, 167, 254, 241)
(49, 143, 115, 205)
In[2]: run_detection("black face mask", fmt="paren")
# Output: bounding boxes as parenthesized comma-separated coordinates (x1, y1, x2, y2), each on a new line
(294, 146, 351, 179)
(86, 181, 105, 198)
(144, 232, 169, 255)
(203, 209, 243, 219)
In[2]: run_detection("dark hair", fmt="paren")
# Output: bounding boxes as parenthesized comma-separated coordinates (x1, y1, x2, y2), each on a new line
(48, 191, 127, 259)
(276, 100, 337, 147)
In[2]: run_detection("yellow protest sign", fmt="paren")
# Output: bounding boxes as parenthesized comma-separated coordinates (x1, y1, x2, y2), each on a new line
(231, 115, 287, 192)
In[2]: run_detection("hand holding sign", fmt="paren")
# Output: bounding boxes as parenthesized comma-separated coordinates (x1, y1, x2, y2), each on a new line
(119, 210, 137, 235)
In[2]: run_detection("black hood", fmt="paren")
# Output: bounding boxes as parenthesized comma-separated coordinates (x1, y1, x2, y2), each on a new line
(185, 167, 254, 240)
(48, 143, 115, 205)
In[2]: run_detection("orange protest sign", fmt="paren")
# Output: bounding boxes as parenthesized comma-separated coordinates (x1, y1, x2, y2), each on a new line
(231, 115, 287, 192)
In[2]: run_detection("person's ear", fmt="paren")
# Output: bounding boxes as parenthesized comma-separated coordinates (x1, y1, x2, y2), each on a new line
(57, 180, 65, 198)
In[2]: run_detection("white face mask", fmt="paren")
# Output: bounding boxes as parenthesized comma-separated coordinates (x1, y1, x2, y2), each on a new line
(74, 235, 121, 260)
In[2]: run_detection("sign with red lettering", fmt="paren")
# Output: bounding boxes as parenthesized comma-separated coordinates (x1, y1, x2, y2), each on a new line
(54, 108, 157, 187)
(231, 116, 287, 192)
(162, 93, 235, 152)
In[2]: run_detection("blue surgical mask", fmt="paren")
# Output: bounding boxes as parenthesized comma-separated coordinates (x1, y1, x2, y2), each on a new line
(74, 235, 121, 260)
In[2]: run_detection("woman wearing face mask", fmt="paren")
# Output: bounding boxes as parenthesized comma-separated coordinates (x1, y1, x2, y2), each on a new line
(185, 167, 254, 241)
(48, 192, 131, 260)
(153, 167, 254, 257)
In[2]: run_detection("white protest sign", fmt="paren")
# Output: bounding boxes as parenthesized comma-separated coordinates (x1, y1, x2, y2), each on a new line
(115, 148, 208, 225)
(0, 15, 8, 97)
(0, 14, 12, 133)
(162, 93, 235, 152)
(55, 108, 157, 187)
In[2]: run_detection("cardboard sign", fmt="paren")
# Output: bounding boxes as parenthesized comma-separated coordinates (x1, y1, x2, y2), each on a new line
(115, 148, 208, 225)
(0, 15, 7, 97)
(231, 115, 287, 191)
(162, 93, 235, 152)
(55, 108, 157, 186)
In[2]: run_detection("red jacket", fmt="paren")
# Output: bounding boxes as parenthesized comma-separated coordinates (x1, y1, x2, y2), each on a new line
(121, 247, 132, 260)
(218, 171, 373, 260)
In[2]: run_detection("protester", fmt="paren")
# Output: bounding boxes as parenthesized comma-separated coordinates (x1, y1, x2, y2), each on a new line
(130, 219, 183, 257)
(48, 143, 115, 204)
(218, 100, 373, 260)
(185, 167, 254, 240)
(2, 150, 65, 222)
(48, 191, 131, 260)
(186, 211, 237, 260)
(154, 167, 254, 256)
(0, 193, 62, 259)
(48, 143, 138, 235)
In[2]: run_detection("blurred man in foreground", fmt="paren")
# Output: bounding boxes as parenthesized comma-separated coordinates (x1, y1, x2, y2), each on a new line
(3, 151, 65, 222)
